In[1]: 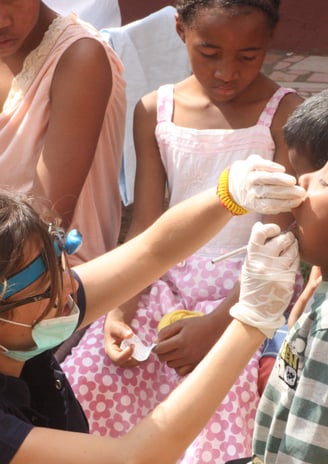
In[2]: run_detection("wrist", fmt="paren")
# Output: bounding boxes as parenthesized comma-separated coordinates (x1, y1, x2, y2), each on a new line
(217, 168, 248, 216)
(229, 302, 286, 338)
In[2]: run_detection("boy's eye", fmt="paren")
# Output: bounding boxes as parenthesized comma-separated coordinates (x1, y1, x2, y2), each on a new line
(319, 178, 328, 187)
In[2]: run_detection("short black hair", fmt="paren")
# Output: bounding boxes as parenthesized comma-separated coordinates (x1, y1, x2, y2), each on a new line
(284, 90, 328, 170)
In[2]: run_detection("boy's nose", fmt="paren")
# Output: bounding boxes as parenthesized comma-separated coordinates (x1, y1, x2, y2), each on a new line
(297, 172, 310, 190)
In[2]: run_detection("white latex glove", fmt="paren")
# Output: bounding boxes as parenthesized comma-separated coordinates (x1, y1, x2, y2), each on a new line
(230, 222, 299, 337)
(229, 155, 306, 213)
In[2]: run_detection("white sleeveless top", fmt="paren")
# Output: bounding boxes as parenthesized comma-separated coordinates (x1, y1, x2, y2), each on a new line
(155, 84, 296, 257)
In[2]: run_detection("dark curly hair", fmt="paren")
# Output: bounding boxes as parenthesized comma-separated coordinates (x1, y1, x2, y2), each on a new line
(175, 0, 280, 29)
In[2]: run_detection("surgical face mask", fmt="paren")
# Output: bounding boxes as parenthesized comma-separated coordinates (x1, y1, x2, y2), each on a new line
(0, 296, 79, 362)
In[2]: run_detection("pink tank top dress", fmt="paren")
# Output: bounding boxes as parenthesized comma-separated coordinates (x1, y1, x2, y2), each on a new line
(0, 15, 126, 265)
(62, 84, 303, 463)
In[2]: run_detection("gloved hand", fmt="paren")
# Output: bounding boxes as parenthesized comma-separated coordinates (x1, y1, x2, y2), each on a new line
(230, 222, 299, 337)
(228, 155, 306, 214)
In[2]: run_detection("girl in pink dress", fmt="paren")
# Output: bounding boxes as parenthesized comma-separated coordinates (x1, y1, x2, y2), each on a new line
(0, 3, 125, 266)
(63, 1, 303, 462)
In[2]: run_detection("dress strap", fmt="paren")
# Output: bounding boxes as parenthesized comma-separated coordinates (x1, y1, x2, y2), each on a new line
(257, 87, 297, 128)
(157, 84, 174, 123)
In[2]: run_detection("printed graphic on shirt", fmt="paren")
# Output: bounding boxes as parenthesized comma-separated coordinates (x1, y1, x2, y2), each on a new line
(252, 456, 264, 464)
(278, 339, 299, 389)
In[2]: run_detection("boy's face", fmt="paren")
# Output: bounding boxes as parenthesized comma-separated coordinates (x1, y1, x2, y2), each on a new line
(290, 149, 328, 271)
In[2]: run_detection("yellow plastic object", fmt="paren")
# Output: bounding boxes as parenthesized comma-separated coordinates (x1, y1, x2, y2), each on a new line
(158, 309, 204, 331)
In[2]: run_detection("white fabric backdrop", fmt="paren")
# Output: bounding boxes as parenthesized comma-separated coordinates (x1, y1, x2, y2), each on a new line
(44, 0, 121, 29)
(103, 6, 191, 205)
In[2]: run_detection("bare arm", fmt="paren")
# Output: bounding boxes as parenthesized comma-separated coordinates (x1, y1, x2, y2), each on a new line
(104, 92, 168, 364)
(12, 186, 300, 463)
(77, 187, 231, 327)
(33, 38, 112, 227)
(13, 320, 264, 464)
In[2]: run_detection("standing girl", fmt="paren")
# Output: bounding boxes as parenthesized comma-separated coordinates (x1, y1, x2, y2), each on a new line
(63, 1, 303, 462)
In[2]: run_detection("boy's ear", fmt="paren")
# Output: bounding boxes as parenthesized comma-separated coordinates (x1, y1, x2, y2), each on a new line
(175, 13, 186, 43)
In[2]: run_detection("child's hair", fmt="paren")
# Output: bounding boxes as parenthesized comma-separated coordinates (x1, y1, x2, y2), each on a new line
(175, 0, 280, 29)
(0, 191, 64, 321)
(284, 90, 328, 170)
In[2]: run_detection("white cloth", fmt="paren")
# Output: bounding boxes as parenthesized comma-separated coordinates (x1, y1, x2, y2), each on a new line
(102, 6, 191, 205)
(44, 0, 121, 29)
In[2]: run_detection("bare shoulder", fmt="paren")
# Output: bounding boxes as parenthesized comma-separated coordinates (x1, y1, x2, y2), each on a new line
(275, 90, 303, 118)
(270, 90, 303, 134)
(138, 89, 158, 110)
(134, 90, 158, 122)
(55, 37, 112, 82)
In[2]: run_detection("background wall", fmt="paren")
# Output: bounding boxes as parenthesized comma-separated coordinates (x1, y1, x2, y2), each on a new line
(119, 0, 328, 54)
(271, 0, 328, 54)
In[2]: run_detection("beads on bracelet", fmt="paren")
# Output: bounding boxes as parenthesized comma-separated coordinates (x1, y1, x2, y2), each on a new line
(217, 169, 248, 216)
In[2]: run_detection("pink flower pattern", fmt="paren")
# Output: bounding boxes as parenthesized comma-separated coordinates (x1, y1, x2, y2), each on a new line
(63, 255, 303, 463)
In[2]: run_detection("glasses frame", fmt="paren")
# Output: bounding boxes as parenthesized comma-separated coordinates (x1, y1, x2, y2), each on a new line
(0, 288, 52, 315)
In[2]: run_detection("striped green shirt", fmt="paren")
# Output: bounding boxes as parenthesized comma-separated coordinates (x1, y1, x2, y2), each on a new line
(252, 281, 328, 463)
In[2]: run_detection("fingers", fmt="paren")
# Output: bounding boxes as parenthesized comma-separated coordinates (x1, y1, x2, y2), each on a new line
(250, 182, 306, 200)
(243, 154, 287, 173)
(249, 222, 297, 253)
(249, 222, 281, 246)
(247, 223, 299, 272)
(264, 231, 298, 258)
(106, 340, 139, 367)
(249, 170, 297, 186)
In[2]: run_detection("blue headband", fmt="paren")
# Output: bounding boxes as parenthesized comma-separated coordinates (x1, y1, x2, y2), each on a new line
(0, 228, 82, 300)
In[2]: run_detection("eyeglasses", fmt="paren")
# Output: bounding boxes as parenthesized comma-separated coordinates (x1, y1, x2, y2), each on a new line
(0, 288, 52, 315)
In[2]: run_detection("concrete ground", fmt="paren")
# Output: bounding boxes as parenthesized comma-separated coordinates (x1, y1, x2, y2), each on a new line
(264, 50, 328, 98)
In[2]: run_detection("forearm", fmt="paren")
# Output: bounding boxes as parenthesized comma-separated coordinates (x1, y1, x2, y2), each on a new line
(124, 320, 264, 463)
(16, 320, 263, 464)
(105, 296, 140, 327)
(209, 281, 240, 330)
(76, 188, 232, 324)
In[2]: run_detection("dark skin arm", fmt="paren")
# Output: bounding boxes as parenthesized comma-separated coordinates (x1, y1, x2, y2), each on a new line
(33, 38, 112, 228)
(104, 91, 166, 366)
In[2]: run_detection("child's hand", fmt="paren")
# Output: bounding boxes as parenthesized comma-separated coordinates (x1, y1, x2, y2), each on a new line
(230, 222, 299, 337)
(155, 313, 219, 376)
(104, 319, 140, 367)
(228, 154, 306, 213)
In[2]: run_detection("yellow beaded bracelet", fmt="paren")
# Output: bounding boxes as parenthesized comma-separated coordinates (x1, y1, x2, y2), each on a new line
(217, 168, 248, 216)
